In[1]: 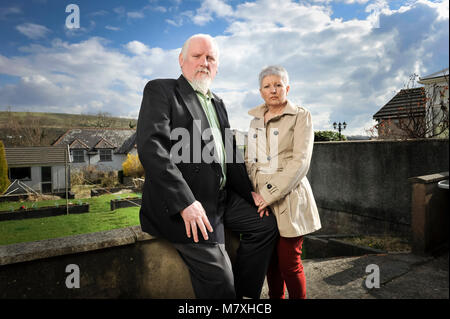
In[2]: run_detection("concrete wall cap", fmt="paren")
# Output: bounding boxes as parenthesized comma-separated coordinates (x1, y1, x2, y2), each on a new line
(408, 172, 449, 184)
(314, 138, 449, 145)
(0, 226, 155, 266)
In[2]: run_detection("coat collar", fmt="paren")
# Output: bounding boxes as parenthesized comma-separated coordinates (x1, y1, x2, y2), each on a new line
(248, 99, 297, 119)
(176, 74, 221, 102)
(176, 75, 209, 133)
(175, 75, 229, 166)
(176, 74, 227, 126)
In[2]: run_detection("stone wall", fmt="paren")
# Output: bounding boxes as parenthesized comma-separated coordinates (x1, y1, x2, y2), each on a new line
(409, 172, 449, 254)
(0, 226, 196, 299)
(307, 138, 449, 237)
(0, 226, 386, 299)
(1, 138, 449, 298)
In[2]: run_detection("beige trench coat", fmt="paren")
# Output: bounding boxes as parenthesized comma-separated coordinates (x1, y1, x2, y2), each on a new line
(245, 100, 321, 237)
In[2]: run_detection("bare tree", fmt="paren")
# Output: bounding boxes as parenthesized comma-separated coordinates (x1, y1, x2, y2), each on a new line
(396, 73, 449, 138)
(93, 111, 115, 128)
(3, 108, 46, 146)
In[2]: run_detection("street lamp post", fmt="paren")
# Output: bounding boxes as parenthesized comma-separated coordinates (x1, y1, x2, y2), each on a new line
(333, 121, 347, 141)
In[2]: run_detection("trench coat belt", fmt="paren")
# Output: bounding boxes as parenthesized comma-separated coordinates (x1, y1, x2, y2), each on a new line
(255, 166, 278, 174)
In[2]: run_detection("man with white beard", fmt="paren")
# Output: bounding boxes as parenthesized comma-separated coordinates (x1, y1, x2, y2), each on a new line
(136, 34, 278, 299)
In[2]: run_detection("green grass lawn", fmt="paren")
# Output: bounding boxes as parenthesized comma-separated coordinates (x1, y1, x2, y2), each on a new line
(0, 193, 141, 246)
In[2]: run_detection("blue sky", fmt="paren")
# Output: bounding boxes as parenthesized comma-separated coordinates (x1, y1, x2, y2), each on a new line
(0, 0, 448, 135)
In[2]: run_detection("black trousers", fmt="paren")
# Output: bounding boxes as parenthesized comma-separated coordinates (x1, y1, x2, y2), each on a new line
(174, 189, 279, 299)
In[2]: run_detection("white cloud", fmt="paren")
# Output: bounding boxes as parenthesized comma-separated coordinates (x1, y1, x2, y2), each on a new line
(16, 23, 50, 39)
(113, 7, 126, 16)
(105, 25, 120, 31)
(226, 0, 334, 34)
(0, 37, 179, 118)
(89, 10, 108, 17)
(165, 18, 183, 27)
(344, 0, 371, 3)
(424, 0, 449, 20)
(0, 6, 22, 19)
(168, 0, 234, 27)
(212, 0, 449, 135)
(1, 0, 448, 136)
(127, 11, 145, 19)
(125, 41, 150, 55)
(117, 3, 170, 22)
(190, 0, 234, 25)
(153, 6, 168, 13)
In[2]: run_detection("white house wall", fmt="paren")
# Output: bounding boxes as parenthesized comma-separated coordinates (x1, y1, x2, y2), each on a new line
(94, 153, 127, 171)
(52, 165, 68, 191)
(17, 165, 67, 192)
(70, 152, 128, 171)
(424, 80, 449, 137)
(18, 167, 41, 192)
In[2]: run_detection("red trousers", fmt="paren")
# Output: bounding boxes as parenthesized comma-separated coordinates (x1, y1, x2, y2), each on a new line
(267, 236, 306, 299)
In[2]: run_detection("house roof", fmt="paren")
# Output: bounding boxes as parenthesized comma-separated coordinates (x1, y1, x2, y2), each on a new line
(115, 132, 136, 154)
(418, 68, 449, 84)
(94, 138, 116, 149)
(5, 146, 68, 167)
(52, 128, 136, 154)
(69, 138, 89, 149)
(373, 87, 426, 120)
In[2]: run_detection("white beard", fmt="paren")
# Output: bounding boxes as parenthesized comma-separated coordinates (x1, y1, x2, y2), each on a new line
(191, 77, 211, 95)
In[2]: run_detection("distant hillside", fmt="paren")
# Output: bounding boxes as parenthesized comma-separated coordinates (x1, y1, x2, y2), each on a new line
(0, 111, 137, 147)
(0, 111, 137, 129)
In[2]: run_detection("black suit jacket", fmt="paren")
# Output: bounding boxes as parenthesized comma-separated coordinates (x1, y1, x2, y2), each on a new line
(136, 75, 254, 244)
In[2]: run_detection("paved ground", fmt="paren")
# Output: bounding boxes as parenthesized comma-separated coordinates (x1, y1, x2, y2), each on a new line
(260, 252, 449, 299)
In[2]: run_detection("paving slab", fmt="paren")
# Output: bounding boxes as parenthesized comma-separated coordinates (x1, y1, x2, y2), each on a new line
(260, 252, 449, 299)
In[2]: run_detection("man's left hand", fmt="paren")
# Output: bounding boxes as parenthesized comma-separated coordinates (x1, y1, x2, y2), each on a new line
(251, 192, 270, 218)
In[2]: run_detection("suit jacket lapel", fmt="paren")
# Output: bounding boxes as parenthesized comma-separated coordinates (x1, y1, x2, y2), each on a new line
(212, 96, 238, 168)
(211, 96, 229, 142)
(176, 75, 221, 164)
(176, 75, 210, 137)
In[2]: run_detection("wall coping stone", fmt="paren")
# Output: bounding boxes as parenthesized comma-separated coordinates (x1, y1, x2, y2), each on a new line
(0, 225, 154, 266)
(408, 171, 449, 184)
(314, 138, 449, 145)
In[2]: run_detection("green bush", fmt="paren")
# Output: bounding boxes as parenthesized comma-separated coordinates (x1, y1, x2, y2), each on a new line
(314, 131, 347, 141)
(70, 165, 118, 187)
(122, 154, 144, 178)
(0, 140, 10, 194)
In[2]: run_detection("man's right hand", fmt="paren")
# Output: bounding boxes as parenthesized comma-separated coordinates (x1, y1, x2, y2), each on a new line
(180, 201, 213, 243)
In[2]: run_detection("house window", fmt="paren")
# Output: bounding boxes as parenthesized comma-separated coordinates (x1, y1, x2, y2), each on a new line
(9, 167, 31, 180)
(99, 149, 112, 162)
(72, 150, 85, 163)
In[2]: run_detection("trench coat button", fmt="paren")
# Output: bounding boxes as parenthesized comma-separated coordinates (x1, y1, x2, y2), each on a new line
(267, 156, 271, 161)
(253, 134, 257, 138)
(274, 131, 279, 135)
(254, 158, 258, 162)
(267, 184, 272, 189)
